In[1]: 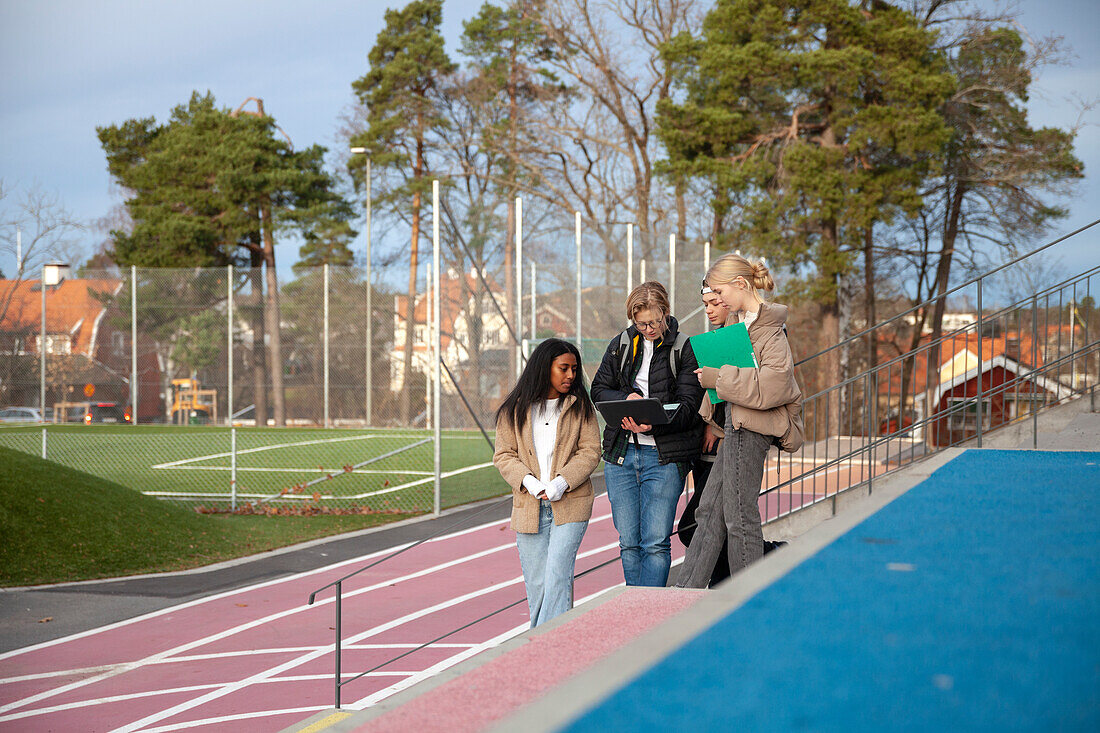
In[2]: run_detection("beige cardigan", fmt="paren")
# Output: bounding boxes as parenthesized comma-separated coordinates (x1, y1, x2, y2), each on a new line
(493, 394, 602, 533)
(698, 301, 805, 452)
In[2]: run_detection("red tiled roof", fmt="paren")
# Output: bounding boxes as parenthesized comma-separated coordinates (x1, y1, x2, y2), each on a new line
(0, 278, 122, 355)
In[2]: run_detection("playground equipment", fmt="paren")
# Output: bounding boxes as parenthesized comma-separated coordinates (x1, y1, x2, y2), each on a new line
(170, 378, 218, 425)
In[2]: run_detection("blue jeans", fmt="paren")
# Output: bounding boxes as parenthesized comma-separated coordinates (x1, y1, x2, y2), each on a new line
(604, 443, 684, 587)
(515, 500, 589, 628)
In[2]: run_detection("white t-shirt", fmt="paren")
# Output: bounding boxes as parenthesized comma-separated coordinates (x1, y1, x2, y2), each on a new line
(632, 338, 657, 447)
(531, 398, 563, 483)
(741, 310, 758, 330)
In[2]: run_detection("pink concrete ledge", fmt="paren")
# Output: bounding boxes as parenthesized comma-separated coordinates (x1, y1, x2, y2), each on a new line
(357, 587, 706, 732)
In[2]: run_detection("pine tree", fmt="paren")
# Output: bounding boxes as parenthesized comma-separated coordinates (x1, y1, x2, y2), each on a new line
(350, 0, 456, 423)
(658, 0, 954, 423)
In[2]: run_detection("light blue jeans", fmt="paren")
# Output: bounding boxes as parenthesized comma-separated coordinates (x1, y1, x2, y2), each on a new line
(515, 500, 589, 628)
(603, 443, 684, 587)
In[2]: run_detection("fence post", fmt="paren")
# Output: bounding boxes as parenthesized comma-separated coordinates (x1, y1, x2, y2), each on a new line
(227, 265, 234, 426)
(627, 223, 634, 305)
(1032, 294, 1039, 449)
(433, 180, 442, 517)
(530, 261, 537, 339)
(575, 211, 582, 351)
(131, 265, 138, 425)
(41, 427, 47, 460)
(324, 263, 330, 429)
(515, 196, 523, 380)
(976, 278, 983, 448)
(669, 233, 676, 315)
(704, 241, 711, 332)
(230, 427, 237, 510)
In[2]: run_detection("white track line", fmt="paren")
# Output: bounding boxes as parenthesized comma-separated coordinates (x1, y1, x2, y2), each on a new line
(1, 514, 617, 718)
(0, 498, 608, 663)
(136, 706, 330, 733)
(108, 541, 621, 733)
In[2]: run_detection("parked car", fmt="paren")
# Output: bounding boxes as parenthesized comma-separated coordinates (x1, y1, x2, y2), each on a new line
(63, 402, 131, 425)
(0, 406, 51, 423)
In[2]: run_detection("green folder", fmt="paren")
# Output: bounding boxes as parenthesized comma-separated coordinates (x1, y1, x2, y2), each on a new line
(689, 322, 757, 404)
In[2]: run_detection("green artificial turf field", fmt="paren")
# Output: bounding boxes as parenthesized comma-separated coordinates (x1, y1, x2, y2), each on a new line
(0, 425, 508, 513)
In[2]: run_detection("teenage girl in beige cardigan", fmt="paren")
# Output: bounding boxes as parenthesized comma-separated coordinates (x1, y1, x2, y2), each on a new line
(493, 338, 601, 627)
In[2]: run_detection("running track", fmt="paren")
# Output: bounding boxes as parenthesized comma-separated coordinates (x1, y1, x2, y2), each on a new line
(0, 459, 876, 733)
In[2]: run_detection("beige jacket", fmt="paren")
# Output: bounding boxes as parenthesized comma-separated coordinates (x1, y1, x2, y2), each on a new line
(698, 301, 805, 452)
(493, 394, 602, 533)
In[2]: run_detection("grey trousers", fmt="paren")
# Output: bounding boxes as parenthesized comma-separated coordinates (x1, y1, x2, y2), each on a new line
(676, 426, 770, 588)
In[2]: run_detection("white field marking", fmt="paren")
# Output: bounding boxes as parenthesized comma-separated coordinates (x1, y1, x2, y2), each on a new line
(138, 461, 498, 501)
(152, 466, 434, 476)
(108, 541, 623, 733)
(0, 540, 517, 717)
(135, 706, 331, 733)
(0, 495, 611, 665)
(151, 433, 401, 468)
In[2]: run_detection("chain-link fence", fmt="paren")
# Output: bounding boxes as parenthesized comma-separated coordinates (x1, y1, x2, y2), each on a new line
(6, 195, 1092, 519)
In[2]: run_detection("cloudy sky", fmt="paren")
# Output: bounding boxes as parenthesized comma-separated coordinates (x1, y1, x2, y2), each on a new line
(1, 0, 1097, 280)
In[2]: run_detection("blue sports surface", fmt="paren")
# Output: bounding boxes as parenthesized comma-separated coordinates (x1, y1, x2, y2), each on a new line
(563, 450, 1100, 732)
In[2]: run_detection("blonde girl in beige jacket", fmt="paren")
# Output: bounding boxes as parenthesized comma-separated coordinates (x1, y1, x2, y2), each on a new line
(493, 338, 601, 627)
(676, 255, 804, 588)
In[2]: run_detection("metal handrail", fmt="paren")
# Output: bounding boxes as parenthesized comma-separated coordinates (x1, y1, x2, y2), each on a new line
(801, 266, 1098, 403)
(763, 342, 1099, 522)
(795, 218, 1100, 368)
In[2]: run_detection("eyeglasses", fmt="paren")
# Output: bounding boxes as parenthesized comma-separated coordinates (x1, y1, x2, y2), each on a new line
(633, 319, 662, 332)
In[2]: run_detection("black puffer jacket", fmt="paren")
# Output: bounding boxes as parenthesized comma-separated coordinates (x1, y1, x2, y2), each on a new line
(590, 316, 704, 467)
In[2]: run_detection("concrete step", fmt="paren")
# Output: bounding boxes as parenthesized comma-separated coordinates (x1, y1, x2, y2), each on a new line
(283, 587, 705, 733)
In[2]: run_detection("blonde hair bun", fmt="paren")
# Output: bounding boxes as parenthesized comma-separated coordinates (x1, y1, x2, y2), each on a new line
(751, 261, 775, 291)
(705, 253, 776, 296)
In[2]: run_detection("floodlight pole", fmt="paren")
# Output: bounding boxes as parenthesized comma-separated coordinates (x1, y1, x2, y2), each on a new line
(515, 197, 523, 379)
(704, 241, 711, 332)
(350, 148, 373, 426)
(575, 212, 582, 350)
(432, 180, 442, 516)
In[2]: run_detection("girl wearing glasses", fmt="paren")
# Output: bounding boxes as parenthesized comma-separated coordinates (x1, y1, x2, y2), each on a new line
(676, 255, 804, 588)
(493, 338, 601, 627)
(591, 281, 705, 587)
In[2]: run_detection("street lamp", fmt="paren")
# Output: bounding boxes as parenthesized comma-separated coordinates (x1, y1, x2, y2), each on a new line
(41, 262, 71, 420)
(350, 147, 373, 426)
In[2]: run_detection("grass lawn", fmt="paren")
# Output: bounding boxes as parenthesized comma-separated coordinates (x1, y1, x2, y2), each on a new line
(0, 446, 423, 586)
(0, 424, 509, 513)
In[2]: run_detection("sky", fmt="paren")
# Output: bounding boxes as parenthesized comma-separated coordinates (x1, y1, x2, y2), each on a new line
(1, 0, 1097, 282)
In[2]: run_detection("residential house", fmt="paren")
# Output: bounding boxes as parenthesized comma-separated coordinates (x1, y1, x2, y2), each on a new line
(0, 277, 161, 418)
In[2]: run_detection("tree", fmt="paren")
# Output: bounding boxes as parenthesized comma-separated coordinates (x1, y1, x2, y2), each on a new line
(461, 0, 565, 375)
(98, 92, 353, 425)
(349, 0, 456, 423)
(0, 182, 83, 328)
(658, 0, 954, 428)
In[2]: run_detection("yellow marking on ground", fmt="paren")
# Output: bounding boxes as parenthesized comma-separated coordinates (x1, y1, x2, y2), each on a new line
(296, 710, 353, 732)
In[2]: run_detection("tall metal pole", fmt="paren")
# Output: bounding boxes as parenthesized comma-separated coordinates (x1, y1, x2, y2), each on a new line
(640, 258, 647, 284)
(669, 233, 676, 315)
(432, 180, 442, 516)
(627, 223, 634, 296)
(531, 261, 537, 340)
(227, 264, 234, 425)
(365, 158, 373, 427)
(131, 265, 138, 425)
(40, 265, 46, 419)
(515, 196, 523, 379)
(575, 212, 582, 351)
(704, 241, 711, 332)
(323, 263, 330, 429)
